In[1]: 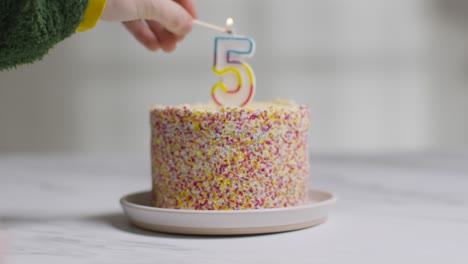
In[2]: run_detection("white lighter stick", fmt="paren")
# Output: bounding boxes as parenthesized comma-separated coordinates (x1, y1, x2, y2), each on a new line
(193, 19, 233, 34)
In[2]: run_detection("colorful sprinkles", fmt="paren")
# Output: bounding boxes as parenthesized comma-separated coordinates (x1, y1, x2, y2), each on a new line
(150, 101, 311, 210)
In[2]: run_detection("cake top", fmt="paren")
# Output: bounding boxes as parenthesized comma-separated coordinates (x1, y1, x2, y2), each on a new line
(151, 99, 303, 113)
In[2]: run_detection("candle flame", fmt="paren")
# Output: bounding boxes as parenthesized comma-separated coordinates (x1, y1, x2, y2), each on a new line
(226, 17, 234, 27)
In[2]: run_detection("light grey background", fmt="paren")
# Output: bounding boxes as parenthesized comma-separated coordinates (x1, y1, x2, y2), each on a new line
(1, 0, 468, 154)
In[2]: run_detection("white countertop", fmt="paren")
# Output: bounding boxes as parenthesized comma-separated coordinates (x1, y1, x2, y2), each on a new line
(1, 152, 467, 264)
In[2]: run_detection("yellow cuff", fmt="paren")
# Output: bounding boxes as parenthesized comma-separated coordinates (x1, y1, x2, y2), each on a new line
(77, 0, 107, 32)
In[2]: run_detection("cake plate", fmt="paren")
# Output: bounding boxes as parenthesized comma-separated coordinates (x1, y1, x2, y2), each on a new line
(120, 189, 337, 236)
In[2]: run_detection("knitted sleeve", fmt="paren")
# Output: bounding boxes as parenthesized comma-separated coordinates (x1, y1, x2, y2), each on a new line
(0, 0, 89, 70)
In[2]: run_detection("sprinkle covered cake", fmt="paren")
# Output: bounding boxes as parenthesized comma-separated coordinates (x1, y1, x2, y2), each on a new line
(150, 100, 311, 210)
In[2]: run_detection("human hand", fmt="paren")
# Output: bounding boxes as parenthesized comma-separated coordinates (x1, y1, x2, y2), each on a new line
(101, 0, 197, 52)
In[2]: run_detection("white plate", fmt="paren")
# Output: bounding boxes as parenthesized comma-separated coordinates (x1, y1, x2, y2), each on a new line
(120, 189, 337, 236)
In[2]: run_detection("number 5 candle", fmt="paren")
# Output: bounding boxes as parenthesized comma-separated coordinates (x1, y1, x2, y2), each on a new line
(193, 18, 256, 107)
(212, 35, 256, 107)
(211, 19, 256, 107)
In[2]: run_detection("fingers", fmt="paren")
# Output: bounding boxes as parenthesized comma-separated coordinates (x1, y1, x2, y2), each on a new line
(123, 20, 160, 51)
(146, 20, 177, 52)
(138, 0, 193, 36)
(176, 0, 197, 19)
(117, 0, 198, 52)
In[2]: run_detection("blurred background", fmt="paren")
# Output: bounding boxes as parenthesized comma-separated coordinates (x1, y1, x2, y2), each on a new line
(1, 0, 468, 154)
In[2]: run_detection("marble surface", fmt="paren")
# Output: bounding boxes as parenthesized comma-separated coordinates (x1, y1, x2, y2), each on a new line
(0, 152, 467, 264)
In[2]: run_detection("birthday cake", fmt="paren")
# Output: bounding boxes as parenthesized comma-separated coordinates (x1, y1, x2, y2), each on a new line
(150, 99, 311, 210)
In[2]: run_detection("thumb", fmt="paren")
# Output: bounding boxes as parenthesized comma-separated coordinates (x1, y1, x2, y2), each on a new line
(137, 0, 193, 36)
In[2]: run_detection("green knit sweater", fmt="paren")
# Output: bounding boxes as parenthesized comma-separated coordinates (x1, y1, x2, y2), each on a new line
(0, 0, 89, 70)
